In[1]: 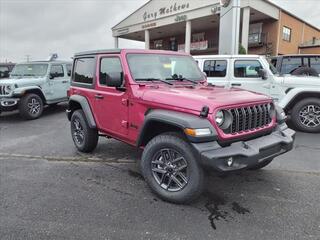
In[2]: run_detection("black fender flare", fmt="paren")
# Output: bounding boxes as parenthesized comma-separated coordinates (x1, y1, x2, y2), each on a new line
(137, 109, 217, 146)
(67, 95, 96, 129)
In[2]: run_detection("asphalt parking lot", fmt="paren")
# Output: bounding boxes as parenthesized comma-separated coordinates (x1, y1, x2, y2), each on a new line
(0, 103, 320, 240)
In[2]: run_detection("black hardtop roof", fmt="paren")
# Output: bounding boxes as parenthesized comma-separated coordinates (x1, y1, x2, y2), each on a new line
(18, 60, 71, 64)
(74, 49, 122, 57)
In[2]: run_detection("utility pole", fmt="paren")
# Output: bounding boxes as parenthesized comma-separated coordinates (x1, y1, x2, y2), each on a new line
(25, 55, 31, 62)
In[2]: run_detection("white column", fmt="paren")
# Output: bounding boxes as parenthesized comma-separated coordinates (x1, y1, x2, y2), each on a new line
(185, 20, 192, 54)
(219, 0, 241, 55)
(145, 30, 150, 49)
(241, 7, 250, 52)
(114, 37, 119, 49)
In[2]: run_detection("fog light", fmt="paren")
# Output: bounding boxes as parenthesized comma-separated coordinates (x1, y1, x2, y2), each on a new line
(227, 157, 233, 167)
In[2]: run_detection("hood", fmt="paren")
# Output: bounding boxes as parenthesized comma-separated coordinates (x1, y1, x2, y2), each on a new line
(141, 85, 271, 113)
(0, 77, 46, 87)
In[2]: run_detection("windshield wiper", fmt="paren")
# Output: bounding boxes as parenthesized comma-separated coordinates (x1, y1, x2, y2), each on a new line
(135, 78, 173, 85)
(166, 75, 199, 84)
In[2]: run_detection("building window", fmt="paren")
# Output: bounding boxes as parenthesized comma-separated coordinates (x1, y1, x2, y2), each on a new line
(154, 40, 163, 49)
(192, 32, 205, 42)
(282, 26, 292, 42)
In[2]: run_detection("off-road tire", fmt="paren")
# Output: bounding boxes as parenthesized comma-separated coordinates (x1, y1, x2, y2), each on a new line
(291, 67, 319, 77)
(248, 158, 273, 170)
(291, 98, 320, 133)
(141, 132, 204, 204)
(19, 93, 44, 120)
(70, 109, 98, 152)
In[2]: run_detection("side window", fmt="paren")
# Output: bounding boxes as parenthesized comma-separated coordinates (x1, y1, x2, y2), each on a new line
(50, 65, 64, 78)
(66, 64, 72, 77)
(310, 57, 320, 73)
(203, 60, 227, 77)
(99, 57, 122, 86)
(270, 58, 277, 68)
(73, 58, 95, 84)
(281, 57, 302, 74)
(234, 60, 263, 78)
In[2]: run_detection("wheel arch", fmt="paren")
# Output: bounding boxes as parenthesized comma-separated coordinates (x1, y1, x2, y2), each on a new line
(67, 95, 96, 129)
(284, 91, 320, 112)
(137, 109, 217, 147)
(21, 88, 46, 104)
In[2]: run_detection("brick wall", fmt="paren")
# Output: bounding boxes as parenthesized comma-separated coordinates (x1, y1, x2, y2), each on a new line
(278, 11, 320, 55)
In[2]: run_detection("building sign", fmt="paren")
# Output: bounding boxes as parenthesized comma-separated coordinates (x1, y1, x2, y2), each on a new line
(174, 15, 187, 22)
(178, 40, 208, 52)
(143, 2, 190, 21)
(142, 22, 157, 29)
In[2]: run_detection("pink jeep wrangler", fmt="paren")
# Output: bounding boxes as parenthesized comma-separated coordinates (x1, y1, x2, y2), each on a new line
(67, 49, 295, 203)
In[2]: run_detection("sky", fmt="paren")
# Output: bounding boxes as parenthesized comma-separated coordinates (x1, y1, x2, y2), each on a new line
(0, 0, 320, 62)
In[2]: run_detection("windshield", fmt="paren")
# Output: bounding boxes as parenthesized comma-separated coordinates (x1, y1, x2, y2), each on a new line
(127, 54, 205, 82)
(11, 64, 48, 77)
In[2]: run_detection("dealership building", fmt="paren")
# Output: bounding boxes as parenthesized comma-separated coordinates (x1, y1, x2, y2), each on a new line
(112, 0, 320, 56)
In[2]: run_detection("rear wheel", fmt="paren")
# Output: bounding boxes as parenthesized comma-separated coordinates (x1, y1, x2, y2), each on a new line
(19, 93, 44, 120)
(291, 98, 320, 133)
(141, 133, 204, 204)
(70, 109, 98, 152)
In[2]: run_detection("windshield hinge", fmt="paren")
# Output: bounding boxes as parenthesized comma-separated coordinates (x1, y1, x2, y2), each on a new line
(200, 106, 209, 118)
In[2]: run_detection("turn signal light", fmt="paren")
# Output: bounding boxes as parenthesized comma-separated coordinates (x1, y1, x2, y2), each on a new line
(184, 128, 211, 137)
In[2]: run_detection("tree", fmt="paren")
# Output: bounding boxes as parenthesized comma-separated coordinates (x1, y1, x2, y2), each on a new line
(239, 44, 247, 55)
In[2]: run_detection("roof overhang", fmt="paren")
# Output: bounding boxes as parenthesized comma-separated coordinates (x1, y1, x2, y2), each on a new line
(112, 0, 280, 40)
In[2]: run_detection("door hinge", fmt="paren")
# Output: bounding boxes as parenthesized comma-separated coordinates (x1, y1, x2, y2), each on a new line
(121, 98, 129, 106)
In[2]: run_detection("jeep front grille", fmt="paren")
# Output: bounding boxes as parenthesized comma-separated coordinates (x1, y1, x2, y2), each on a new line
(223, 103, 273, 134)
(0, 85, 10, 96)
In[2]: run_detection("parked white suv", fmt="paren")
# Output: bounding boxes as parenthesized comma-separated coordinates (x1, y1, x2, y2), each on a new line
(195, 55, 320, 133)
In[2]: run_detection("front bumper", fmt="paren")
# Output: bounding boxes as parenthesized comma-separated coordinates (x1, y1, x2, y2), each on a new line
(191, 125, 295, 172)
(0, 97, 19, 112)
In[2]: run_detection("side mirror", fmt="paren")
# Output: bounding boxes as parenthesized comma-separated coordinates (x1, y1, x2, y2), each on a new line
(202, 71, 207, 78)
(49, 73, 56, 79)
(258, 69, 268, 80)
(106, 72, 124, 88)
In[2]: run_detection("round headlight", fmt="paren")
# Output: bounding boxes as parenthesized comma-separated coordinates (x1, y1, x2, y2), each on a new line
(4, 85, 13, 94)
(215, 110, 225, 126)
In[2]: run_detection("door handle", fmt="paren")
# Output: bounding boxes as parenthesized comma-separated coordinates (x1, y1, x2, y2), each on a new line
(62, 80, 68, 83)
(95, 94, 104, 100)
(231, 83, 242, 86)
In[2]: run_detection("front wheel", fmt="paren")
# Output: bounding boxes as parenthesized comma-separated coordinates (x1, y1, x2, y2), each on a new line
(140, 133, 204, 204)
(19, 93, 44, 120)
(291, 98, 320, 133)
(70, 110, 98, 152)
